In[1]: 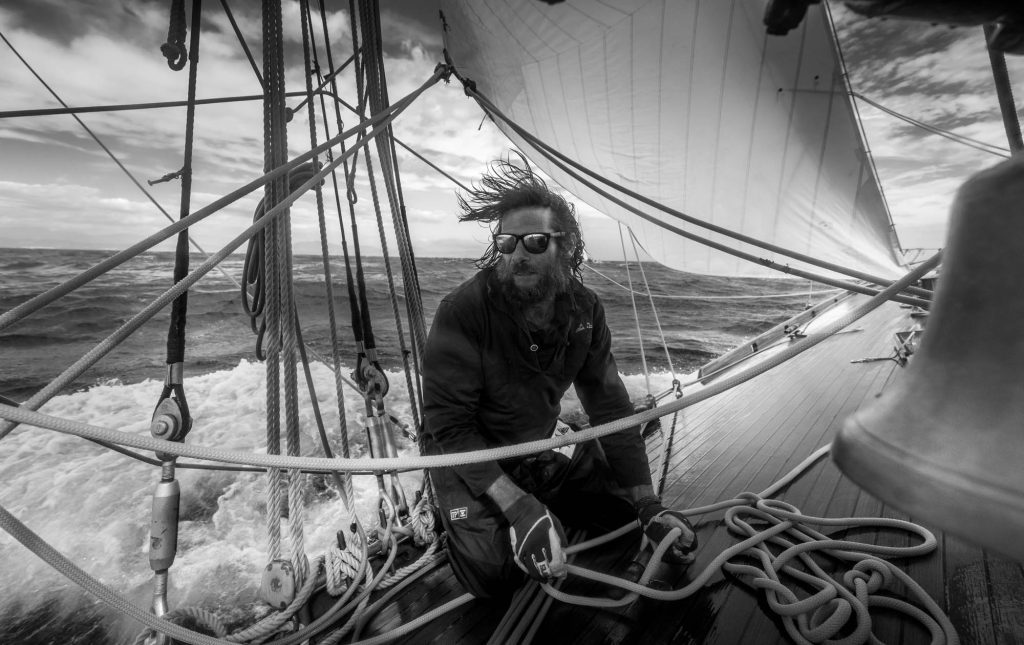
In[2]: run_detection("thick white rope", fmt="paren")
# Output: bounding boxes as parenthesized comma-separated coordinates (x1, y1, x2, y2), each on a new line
(326, 546, 364, 595)
(0, 253, 945, 645)
(542, 446, 958, 645)
(0, 251, 940, 472)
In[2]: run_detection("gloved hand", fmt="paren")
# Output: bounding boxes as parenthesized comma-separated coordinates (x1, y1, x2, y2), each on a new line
(505, 494, 568, 582)
(635, 496, 698, 564)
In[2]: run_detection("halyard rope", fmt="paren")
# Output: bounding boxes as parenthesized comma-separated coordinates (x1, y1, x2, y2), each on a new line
(299, 0, 356, 513)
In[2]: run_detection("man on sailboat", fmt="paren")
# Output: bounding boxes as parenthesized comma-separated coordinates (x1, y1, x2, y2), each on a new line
(421, 158, 697, 598)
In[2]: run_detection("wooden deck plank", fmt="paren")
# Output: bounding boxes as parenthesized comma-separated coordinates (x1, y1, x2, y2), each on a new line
(715, 323, 903, 644)
(942, 534, 997, 644)
(629, 305, 905, 644)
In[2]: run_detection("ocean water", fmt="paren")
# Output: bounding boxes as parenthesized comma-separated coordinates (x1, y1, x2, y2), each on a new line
(0, 248, 816, 644)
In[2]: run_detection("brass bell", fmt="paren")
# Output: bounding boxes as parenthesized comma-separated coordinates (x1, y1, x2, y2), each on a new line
(833, 155, 1024, 562)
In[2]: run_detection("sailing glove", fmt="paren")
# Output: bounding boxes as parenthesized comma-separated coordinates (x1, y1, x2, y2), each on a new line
(635, 495, 698, 564)
(506, 494, 568, 582)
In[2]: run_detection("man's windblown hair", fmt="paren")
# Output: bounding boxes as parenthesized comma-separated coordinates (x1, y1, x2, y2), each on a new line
(458, 154, 586, 279)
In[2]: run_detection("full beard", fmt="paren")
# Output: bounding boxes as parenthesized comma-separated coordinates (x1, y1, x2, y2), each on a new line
(496, 259, 570, 306)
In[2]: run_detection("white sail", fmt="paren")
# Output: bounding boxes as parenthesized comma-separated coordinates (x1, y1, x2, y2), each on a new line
(440, 0, 903, 278)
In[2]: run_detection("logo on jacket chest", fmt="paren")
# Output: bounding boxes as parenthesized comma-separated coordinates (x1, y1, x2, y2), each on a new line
(574, 321, 593, 334)
(449, 507, 468, 521)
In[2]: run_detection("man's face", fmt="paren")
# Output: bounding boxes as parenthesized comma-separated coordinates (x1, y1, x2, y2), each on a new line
(495, 206, 569, 304)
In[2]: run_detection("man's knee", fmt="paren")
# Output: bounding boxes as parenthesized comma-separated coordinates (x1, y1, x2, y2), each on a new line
(429, 468, 524, 598)
(445, 543, 524, 599)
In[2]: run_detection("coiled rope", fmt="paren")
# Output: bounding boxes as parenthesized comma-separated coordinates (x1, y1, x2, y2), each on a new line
(160, 0, 188, 70)
(544, 468, 957, 645)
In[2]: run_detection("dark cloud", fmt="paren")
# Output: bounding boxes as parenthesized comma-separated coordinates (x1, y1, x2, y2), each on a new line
(3, 0, 165, 47)
(5, 0, 443, 64)
(832, 8, 988, 97)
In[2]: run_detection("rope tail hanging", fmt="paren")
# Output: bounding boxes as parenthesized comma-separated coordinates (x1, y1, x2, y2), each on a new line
(156, 0, 204, 451)
(160, 0, 189, 70)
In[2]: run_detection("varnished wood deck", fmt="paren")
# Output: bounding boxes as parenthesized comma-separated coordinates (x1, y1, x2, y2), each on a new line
(365, 296, 1024, 644)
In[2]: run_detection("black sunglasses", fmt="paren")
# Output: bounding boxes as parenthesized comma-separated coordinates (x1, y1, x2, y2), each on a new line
(493, 231, 565, 254)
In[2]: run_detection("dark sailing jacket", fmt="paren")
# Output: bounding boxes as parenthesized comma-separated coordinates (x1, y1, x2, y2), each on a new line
(421, 267, 651, 498)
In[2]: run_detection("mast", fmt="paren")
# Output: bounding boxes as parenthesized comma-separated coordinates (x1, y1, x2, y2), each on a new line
(984, 24, 1024, 154)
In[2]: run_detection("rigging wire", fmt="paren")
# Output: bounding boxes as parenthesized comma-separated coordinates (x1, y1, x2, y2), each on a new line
(353, 0, 428, 427)
(618, 223, 651, 394)
(0, 75, 442, 441)
(217, 0, 265, 90)
(454, 77, 934, 302)
(299, 0, 356, 511)
(0, 28, 241, 291)
(464, 88, 931, 308)
(822, 1, 902, 255)
(309, 0, 373, 392)
(584, 263, 842, 300)
(0, 92, 311, 119)
(0, 80, 430, 335)
(852, 91, 1012, 158)
(628, 229, 676, 379)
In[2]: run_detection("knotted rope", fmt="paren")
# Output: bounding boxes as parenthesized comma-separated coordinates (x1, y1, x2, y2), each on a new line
(406, 493, 438, 547)
(326, 544, 364, 596)
(160, 0, 188, 70)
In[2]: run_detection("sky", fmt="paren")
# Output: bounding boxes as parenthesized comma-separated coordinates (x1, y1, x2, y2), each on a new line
(0, 0, 1021, 262)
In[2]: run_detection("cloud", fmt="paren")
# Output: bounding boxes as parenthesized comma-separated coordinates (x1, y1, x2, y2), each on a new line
(829, 6, 1024, 252)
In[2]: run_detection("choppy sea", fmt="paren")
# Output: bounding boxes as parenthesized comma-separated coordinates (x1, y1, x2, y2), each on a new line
(0, 248, 820, 644)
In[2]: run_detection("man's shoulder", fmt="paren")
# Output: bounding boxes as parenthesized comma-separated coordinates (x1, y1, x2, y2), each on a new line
(440, 268, 490, 306)
(569, 278, 600, 310)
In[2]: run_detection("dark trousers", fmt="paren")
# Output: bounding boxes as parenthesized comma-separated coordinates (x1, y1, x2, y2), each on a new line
(429, 440, 637, 599)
